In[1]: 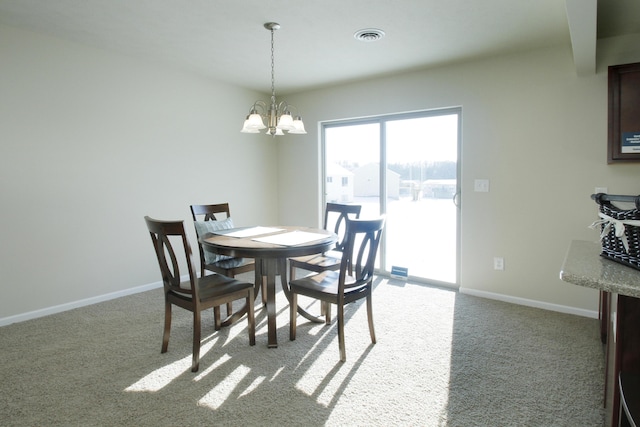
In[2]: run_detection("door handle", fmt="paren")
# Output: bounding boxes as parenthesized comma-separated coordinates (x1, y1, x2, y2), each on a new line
(453, 191, 460, 208)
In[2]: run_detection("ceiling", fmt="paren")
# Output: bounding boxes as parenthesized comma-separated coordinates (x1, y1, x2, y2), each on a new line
(0, 0, 638, 95)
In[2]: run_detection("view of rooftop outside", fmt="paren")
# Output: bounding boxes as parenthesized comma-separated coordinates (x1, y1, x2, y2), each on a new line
(324, 111, 459, 284)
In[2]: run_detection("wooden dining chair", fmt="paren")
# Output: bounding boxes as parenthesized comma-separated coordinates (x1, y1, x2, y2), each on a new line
(289, 203, 362, 281)
(190, 203, 256, 323)
(289, 216, 385, 362)
(289, 203, 361, 316)
(145, 216, 255, 372)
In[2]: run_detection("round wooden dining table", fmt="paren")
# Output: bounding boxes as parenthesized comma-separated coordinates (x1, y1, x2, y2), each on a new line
(200, 226, 337, 348)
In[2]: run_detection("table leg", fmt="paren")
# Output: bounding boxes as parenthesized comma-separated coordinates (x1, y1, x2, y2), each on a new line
(234, 258, 281, 348)
(262, 258, 278, 348)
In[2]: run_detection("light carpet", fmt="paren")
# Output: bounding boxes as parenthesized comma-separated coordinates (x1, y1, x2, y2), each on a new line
(0, 276, 605, 426)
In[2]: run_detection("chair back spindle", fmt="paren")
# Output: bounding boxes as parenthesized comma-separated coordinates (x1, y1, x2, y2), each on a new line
(339, 217, 385, 291)
(325, 202, 362, 253)
(146, 217, 198, 297)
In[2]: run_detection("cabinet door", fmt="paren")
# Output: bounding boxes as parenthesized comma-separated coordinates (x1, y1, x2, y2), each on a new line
(605, 292, 617, 427)
(608, 62, 640, 163)
(606, 294, 640, 426)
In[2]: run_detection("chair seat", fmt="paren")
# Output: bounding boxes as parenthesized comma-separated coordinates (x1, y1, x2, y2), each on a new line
(289, 271, 368, 302)
(197, 273, 254, 299)
(290, 250, 342, 271)
(169, 273, 254, 308)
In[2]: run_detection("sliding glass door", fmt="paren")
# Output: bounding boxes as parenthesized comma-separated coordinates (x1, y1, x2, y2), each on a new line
(323, 109, 460, 285)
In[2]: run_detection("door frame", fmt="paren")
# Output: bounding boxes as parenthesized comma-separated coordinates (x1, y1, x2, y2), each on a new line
(321, 107, 461, 287)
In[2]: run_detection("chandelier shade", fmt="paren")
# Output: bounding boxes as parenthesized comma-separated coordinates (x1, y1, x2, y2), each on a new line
(240, 22, 306, 136)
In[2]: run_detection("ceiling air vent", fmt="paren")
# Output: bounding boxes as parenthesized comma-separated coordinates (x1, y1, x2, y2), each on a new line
(354, 28, 385, 42)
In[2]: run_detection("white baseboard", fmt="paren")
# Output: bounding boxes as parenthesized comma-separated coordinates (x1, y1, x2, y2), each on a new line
(1, 280, 598, 327)
(0, 281, 163, 327)
(459, 287, 599, 319)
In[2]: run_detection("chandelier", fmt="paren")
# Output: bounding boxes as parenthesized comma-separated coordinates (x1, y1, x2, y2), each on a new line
(240, 22, 307, 136)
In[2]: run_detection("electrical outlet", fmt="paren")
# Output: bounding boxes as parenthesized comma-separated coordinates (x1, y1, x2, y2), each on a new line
(493, 257, 504, 271)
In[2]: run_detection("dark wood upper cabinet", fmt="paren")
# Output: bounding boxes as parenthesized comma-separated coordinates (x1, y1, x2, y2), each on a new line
(608, 62, 640, 163)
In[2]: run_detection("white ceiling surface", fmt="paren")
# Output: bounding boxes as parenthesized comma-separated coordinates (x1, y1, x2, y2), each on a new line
(0, 0, 638, 94)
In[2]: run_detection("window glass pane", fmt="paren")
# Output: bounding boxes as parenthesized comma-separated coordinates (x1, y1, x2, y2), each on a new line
(386, 114, 458, 283)
(325, 123, 380, 212)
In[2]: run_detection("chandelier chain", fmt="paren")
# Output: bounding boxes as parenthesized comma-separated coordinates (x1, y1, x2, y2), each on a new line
(270, 28, 276, 107)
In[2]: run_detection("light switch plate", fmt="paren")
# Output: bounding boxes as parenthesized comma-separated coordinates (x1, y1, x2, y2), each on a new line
(474, 179, 490, 192)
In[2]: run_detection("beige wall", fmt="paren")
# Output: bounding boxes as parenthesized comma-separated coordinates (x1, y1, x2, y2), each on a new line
(3, 21, 640, 324)
(0, 25, 279, 322)
(278, 43, 640, 316)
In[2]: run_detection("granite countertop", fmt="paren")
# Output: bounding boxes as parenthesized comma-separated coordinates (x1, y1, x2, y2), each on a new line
(560, 240, 640, 298)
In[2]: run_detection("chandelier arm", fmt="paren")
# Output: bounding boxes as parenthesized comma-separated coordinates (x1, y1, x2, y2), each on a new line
(249, 100, 268, 115)
(277, 101, 304, 115)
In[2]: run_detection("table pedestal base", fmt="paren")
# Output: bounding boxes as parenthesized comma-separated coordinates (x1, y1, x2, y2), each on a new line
(220, 258, 325, 348)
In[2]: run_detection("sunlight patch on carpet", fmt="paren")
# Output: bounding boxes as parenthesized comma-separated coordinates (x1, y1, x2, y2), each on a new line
(125, 340, 218, 391)
(270, 366, 285, 381)
(124, 355, 192, 392)
(198, 365, 251, 410)
(239, 375, 266, 397)
(194, 353, 231, 381)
